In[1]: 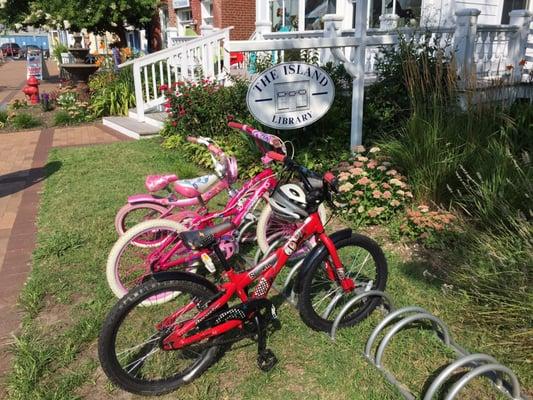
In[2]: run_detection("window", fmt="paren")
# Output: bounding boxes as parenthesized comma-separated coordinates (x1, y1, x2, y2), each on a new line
(201, 0, 214, 25)
(177, 8, 193, 36)
(305, 0, 336, 30)
(501, 0, 528, 24)
(271, 0, 299, 32)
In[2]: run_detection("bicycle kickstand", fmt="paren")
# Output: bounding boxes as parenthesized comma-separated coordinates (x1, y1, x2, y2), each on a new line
(254, 313, 278, 372)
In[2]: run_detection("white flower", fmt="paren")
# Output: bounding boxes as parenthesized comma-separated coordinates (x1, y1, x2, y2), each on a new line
(63, 20, 71, 29)
(369, 146, 381, 153)
(110, 3, 117, 9)
(14, 23, 22, 30)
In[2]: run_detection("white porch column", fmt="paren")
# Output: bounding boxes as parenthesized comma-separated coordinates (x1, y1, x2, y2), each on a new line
(507, 10, 532, 82)
(255, 0, 271, 38)
(336, 0, 355, 30)
(352, 0, 368, 148)
(454, 8, 480, 86)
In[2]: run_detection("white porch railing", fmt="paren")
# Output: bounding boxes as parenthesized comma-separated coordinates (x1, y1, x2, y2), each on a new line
(232, 9, 531, 86)
(120, 28, 231, 122)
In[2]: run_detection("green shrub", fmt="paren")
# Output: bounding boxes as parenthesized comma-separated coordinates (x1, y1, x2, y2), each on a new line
(53, 110, 73, 126)
(11, 113, 41, 129)
(334, 146, 413, 225)
(52, 43, 69, 65)
(89, 67, 136, 117)
(0, 110, 8, 125)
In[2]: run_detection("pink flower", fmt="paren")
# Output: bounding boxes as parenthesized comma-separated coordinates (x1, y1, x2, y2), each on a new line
(353, 161, 364, 168)
(354, 190, 364, 197)
(386, 169, 398, 176)
(339, 182, 354, 192)
(418, 204, 429, 213)
(370, 183, 377, 189)
(357, 156, 369, 162)
(372, 190, 382, 199)
(338, 172, 351, 181)
(389, 179, 405, 188)
(405, 191, 413, 198)
(353, 145, 366, 153)
(382, 183, 391, 189)
(159, 84, 169, 91)
(367, 160, 378, 169)
(349, 167, 364, 175)
(368, 207, 385, 217)
(390, 200, 400, 207)
(357, 177, 371, 185)
(377, 165, 387, 172)
(382, 191, 392, 199)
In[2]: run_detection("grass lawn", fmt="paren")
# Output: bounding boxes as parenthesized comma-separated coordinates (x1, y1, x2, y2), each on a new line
(6, 138, 531, 400)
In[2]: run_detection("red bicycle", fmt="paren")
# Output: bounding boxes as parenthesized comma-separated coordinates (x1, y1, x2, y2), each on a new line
(98, 150, 388, 396)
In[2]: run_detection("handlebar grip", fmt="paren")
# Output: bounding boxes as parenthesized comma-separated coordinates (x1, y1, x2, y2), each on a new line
(208, 144, 223, 156)
(186, 136, 198, 144)
(324, 172, 339, 193)
(266, 151, 286, 162)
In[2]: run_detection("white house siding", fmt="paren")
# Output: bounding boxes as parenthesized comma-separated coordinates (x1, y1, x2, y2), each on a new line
(421, 0, 504, 26)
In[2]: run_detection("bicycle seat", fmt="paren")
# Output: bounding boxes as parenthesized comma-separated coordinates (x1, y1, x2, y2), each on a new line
(145, 174, 178, 192)
(173, 174, 220, 198)
(180, 221, 235, 250)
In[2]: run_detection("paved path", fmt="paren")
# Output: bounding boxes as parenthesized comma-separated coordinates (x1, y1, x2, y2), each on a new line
(0, 60, 132, 388)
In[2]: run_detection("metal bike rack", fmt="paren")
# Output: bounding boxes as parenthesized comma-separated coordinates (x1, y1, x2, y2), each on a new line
(328, 296, 528, 400)
(330, 290, 394, 340)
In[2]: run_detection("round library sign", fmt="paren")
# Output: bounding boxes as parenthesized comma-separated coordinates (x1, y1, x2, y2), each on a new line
(246, 62, 335, 130)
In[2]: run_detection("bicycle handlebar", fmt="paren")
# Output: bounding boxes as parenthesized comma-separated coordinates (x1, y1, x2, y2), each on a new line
(187, 136, 224, 157)
(228, 122, 284, 150)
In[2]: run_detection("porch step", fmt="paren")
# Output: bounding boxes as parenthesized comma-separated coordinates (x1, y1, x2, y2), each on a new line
(128, 108, 167, 128)
(102, 116, 160, 140)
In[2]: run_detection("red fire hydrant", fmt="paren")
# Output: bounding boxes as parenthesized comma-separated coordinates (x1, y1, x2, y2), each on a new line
(22, 76, 40, 105)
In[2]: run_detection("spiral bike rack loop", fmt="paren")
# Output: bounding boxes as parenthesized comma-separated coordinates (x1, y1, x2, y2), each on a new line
(444, 363, 524, 400)
(330, 290, 395, 340)
(422, 353, 523, 400)
(327, 301, 529, 400)
(374, 313, 451, 367)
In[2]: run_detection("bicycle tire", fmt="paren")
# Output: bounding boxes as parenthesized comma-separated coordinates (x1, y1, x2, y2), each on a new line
(115, 202, 169, 240)
(98, 279, 222, 395)
(107, 219, 187, 303)
(298, 234, 388, 332)
(256, 203, 327, 256)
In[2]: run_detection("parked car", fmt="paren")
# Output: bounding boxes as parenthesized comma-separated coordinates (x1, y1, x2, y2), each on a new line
(20, 45, 50, 59)
(0, 43, 21, 58)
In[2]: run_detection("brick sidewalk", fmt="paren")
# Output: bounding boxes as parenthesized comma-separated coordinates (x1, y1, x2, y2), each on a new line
(0, 124, 130, 387)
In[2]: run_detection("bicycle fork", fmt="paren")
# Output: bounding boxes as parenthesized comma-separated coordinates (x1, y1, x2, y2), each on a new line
(319, 232, 356, 292)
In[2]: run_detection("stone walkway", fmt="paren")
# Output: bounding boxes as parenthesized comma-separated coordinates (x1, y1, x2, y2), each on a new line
(0, 60, 131, 388)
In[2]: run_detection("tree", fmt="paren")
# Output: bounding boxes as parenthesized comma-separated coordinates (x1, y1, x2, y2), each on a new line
(22, 0, 160, 45)
(0, 0, 31, 29)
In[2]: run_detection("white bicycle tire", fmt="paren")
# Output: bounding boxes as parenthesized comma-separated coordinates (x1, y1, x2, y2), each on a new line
(256, 203, 327, 255)
(106, 218, 188, 306)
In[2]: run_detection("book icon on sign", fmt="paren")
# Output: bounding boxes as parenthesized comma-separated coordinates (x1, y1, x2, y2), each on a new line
(275, 81, 310, 113)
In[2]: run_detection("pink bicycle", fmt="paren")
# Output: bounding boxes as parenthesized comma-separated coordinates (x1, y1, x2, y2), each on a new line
(106, 122, 326, 304)
(114, 136, 239, 247)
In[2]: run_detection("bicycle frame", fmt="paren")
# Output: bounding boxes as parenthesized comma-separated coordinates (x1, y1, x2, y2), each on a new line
(158, 211, 354, 351)
(147, 168, 278, 272)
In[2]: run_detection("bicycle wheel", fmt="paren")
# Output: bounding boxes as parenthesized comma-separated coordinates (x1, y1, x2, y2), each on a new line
(256, 204, 327, 259)
(298, 234, 388, 332)
(106, 219, 189, 303)
(98, 279, 222, 396)
(115, 203, 169, 246)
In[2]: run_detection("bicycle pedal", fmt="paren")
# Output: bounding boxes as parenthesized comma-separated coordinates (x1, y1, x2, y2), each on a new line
(257, 349, 278, 372)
